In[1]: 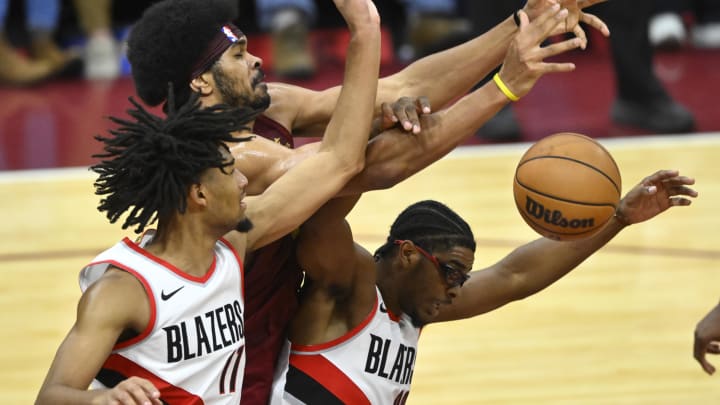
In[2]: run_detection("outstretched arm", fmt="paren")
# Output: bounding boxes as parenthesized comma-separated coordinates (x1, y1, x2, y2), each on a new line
(434, 170, 698, 322)
(266, 0, 608, 137)
(694, 301, 720, 375)
(237, 6, 584, 196)
(239, 0, 381, 251)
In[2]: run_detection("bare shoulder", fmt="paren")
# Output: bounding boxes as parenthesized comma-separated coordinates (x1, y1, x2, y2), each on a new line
(264, 82, 316, 125)
(79, 267, 150, 330)
(265, 82, 334, 136)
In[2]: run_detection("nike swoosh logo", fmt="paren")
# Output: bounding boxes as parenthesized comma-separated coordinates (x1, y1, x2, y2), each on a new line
(379, 303, 387, 313)
(161, 286, 185, 301)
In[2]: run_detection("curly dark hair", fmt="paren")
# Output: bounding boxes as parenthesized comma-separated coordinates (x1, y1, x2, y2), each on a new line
(91, 90, 260, 233)
(127, 0, 238, 107)
(374, 200, 476, 259)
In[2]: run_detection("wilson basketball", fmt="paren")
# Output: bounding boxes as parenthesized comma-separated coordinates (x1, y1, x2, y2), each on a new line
(513, 133, 622, 241)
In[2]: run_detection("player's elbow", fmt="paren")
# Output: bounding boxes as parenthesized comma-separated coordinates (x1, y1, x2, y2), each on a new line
(336, 155, 366, 179)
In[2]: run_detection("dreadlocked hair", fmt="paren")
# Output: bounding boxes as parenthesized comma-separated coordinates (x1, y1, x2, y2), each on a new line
(374, 200, 476, 259)
(91, 88, 260, 233)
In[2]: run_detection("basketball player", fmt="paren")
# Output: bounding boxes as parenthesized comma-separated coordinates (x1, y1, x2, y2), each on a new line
(34, 0, 382, 403)
(694, 301, 720, 375)
(125, 0, 610, 402)
(270, 169, 697, 403)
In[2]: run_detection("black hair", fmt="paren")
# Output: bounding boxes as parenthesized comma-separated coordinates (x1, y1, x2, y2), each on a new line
(127, 0, 238, 107)
(374, 200, 476, 259)
(91, 89, 259, 233)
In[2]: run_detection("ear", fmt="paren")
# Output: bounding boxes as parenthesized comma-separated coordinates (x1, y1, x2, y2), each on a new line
(396, 241, 417, 268)
(188, 183, 209, 208)
(190, 72, 213, 96)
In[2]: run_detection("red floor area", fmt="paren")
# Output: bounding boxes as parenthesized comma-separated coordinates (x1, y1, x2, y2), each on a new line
(0, 40, 718, 171)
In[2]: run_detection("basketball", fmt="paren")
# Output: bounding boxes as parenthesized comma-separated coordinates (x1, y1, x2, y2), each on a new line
(513, 132, 622, 241)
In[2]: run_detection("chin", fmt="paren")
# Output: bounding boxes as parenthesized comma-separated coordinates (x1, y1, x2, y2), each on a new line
(409, 311, 431, 328)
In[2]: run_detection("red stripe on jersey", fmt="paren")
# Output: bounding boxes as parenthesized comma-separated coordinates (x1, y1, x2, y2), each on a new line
(122, 237, 217, 284)
(219, 237, 245, 299)
(104, 354, 204, 404)
(290, 353, 370, 405)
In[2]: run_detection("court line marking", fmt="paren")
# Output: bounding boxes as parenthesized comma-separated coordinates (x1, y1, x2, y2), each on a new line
(2, 132, 719, 184)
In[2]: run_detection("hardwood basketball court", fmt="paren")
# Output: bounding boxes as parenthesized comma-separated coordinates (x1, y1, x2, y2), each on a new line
(1, 134, 719, 404)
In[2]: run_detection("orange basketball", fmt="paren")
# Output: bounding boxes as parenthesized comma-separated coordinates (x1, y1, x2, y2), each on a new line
(513, 132, 622, 241)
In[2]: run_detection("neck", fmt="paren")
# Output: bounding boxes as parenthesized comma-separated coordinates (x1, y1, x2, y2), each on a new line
(375, 261, 403, 316)
(145, 221, 223, 277)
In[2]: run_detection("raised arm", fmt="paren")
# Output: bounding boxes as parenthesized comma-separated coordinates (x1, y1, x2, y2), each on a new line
(240, 0, 381, 251)
(237, 6, 584, 196)
(290, 194, 378, 344)
(265, 0, 608, 137)
(433, 170, 697, 322)
(342, 6, 587, 193)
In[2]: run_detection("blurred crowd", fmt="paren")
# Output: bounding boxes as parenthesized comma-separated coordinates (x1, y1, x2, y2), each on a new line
(1, 0, 718, 136)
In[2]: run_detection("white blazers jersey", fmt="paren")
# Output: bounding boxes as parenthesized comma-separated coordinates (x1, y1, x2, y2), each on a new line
(272, 288, 421, 405)
(79, 231, 246, 405)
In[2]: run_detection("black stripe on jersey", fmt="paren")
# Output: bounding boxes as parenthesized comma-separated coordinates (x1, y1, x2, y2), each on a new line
(285, 365, 345, 405)
(96, 368, 126, 388)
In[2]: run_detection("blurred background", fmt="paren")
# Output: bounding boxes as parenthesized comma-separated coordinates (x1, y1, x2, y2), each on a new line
(0, 0, 718, 171)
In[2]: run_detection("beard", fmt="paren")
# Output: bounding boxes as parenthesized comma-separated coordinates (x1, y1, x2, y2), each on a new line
(212, 66, 270, 111)
(235, 217, 254, 233)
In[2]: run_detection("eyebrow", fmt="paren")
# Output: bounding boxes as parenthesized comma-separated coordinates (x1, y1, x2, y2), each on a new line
(445, 259, 471, 272)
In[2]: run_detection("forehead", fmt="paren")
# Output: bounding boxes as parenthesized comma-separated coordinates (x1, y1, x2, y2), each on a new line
(223, 37, 248, 52)
(435, 245, 475, 269)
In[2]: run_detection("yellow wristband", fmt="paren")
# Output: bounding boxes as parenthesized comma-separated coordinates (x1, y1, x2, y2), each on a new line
(493, 73, 520, 102)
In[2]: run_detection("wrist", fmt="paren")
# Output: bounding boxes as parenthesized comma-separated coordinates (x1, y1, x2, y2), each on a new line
(613, 210, 631, 227)
(492, 73, 520, 102)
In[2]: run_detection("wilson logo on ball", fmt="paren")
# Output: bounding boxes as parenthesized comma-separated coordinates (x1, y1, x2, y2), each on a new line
(524, 196, 595, 229)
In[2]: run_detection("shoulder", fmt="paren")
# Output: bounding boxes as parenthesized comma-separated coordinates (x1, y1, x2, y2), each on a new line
(264, 82, 315, 124)
(78, 267, 149, 330)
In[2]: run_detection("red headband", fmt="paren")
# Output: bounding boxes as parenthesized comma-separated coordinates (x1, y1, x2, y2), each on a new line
(190, 23, 244, 79)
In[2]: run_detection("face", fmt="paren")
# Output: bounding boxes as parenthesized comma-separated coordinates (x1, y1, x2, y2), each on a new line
(399, 243, 474, 327)
(202, 147, 253, 234)
(211, 38, 270, 111)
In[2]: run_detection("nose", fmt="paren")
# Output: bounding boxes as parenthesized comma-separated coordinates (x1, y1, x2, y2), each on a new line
(248, 52, 262, 69)
(446, 285, 460, 300)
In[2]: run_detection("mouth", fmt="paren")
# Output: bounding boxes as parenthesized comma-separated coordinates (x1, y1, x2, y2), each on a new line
(239, 193, 247, 210)
(252, 71, 266, 87)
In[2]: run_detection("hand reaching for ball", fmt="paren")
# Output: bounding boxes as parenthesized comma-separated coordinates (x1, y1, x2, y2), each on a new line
(615, 169, 697, 226)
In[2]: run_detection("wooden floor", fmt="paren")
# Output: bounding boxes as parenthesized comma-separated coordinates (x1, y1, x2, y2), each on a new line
(2, 134, 720, 404)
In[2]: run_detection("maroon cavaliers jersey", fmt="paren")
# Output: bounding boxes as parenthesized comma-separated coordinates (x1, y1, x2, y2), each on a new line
(241, 114, 304, 404)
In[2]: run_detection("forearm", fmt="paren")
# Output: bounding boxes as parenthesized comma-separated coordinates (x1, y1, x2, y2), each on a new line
(339, 79, 509, 195)
(319, 25, 380, 170)
(501, 215, 627, 299)
(378, 16, 517, 109)
(36, 386, 105, 405)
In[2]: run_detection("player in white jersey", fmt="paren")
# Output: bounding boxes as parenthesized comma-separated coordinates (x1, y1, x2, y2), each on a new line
(272, 168, 697, 404)
(35, 0, 382, 403)
(79, 232, 247, 403)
